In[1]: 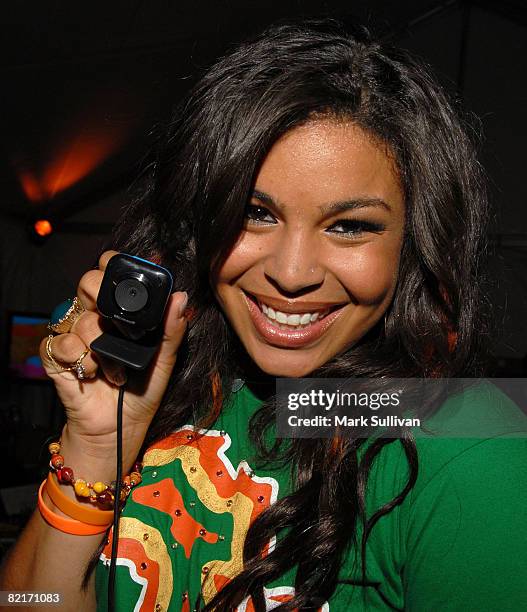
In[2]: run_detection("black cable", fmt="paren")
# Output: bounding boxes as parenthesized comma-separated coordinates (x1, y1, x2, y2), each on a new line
(108, 383, 126, 612)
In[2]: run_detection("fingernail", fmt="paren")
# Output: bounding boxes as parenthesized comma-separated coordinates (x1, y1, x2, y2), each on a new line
(176, 291, 189, 319)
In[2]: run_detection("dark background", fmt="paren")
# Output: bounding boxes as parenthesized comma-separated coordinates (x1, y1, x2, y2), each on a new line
(0, 0, 526, 545)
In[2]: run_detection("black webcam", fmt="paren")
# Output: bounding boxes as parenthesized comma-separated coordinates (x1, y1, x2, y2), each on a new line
(90, 253, 174, 370)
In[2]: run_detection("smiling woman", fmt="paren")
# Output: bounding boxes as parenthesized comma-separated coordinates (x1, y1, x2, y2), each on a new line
(3, 17, 527, 612)
(214, 120, 405, 375)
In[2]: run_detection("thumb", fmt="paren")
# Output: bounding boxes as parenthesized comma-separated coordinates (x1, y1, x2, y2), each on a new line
(156, 291, 189, 368)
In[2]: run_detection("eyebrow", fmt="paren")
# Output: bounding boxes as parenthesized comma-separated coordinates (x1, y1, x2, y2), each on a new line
(252, 189, 392, 215)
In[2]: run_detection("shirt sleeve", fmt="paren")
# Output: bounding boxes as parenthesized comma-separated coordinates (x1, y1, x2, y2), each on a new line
(403, 436, 527, 611)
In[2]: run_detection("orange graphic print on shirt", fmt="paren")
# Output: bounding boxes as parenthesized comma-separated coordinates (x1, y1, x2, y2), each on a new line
(100, 427, 328, 611)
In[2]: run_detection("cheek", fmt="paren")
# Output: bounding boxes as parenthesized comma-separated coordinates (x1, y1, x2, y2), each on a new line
(216, 232, 262, 282)
(331, 244, 401, 305)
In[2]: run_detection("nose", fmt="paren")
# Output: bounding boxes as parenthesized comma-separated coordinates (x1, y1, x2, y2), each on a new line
(263, 229, 325, 294)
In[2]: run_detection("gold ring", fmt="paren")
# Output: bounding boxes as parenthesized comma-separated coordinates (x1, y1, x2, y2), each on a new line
(45, 334, 90, 380)
(48, 297, 86, 334)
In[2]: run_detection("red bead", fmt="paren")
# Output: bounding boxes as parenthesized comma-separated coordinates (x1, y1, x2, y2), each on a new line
(51, 454, 64, 469)
(61, 467, 74, 483)
(97, 490, 114, 509)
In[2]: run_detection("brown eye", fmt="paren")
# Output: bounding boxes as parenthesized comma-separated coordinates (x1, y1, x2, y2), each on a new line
(326, 219, 385, 237)
(244, 204, 277, 224)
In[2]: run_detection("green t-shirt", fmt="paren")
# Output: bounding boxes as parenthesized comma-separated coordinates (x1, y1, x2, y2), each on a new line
(96, 380, 527, 611)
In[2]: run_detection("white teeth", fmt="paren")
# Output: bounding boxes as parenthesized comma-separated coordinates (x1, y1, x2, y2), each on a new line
(287, 314, 301, 325)
(275, 311, 288, 324)
(256, 300, 332, 329)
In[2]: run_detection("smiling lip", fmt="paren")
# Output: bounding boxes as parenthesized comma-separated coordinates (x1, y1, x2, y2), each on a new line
(247, 292, 346, 314)
(243, 292, 347, 348)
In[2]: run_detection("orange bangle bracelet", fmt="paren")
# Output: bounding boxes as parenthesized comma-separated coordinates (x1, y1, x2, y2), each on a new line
(38, 481, 110, 536)
(46, 472, 114, 526)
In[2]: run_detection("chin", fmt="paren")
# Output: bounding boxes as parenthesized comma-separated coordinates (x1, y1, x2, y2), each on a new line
(260, 364, 315, 378)
(250, 350, 322, 378)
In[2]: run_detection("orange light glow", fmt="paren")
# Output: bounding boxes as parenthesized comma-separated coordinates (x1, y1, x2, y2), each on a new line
(18, 169, 45, 202)
(34, 219, 53, 237)
(15, 95, 137, 203)
(41, 119, 129, 199)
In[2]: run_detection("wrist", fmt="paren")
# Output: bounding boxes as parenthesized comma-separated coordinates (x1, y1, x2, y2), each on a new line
(46, 431, 145, 515)
(59, 424, 147, 482)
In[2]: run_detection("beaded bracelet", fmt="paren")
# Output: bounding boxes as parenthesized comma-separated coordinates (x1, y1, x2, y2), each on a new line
(46, 472, 114, 525)
(48, 441, 142, 510)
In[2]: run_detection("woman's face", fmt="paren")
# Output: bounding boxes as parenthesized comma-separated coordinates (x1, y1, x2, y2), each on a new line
(213, 119, 406, 377)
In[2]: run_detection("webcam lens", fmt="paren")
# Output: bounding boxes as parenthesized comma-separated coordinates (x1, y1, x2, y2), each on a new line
(114, 278, 149, 312)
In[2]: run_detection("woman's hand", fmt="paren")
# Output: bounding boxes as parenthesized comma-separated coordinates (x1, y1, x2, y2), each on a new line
(40, 250, 188, 469)
(1, 251, 185, 601)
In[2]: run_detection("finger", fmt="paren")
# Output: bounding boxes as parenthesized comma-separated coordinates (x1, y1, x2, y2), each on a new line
(74, 251, 118, 311)
(40, 333, 98, 380)
(98, 250, 119, 271)
(71, 310, 127, 386)
(70, 309, 108, 345)
(97, 355, 127, 387)
(76, 269, 104, 311)
(155, 292, 189, 371)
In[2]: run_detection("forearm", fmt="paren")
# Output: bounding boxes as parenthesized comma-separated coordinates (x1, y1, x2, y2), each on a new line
(0, 507, 102, 610)
(0, 424, 149, 609)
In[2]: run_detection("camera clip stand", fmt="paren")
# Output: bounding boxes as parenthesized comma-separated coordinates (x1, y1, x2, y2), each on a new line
(90, 326, 163, 370)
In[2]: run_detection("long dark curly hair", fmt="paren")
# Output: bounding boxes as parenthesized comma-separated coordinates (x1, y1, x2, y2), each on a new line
(91, 18, 490, 610)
